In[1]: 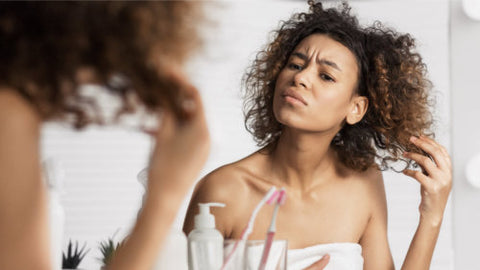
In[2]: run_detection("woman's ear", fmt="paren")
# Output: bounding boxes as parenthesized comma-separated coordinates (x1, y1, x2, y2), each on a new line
(346, 96, 368, 125)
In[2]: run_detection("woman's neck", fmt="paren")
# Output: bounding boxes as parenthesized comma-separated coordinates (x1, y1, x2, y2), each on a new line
(269, 128, 339, 192)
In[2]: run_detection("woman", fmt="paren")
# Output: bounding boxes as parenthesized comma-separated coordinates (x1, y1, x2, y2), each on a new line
(183, 2, 451, 269)
(0, 2, 209, 270)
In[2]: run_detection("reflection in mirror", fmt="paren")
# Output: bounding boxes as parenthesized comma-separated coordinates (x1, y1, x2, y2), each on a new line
(35, 1, 453, 270)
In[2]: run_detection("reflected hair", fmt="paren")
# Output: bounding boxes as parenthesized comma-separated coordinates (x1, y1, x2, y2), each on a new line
(0, 1, 203, 128)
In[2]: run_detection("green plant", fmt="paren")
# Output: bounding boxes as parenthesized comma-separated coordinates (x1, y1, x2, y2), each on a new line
(62, 240, 89, 269)
(98, 235, 124, 267)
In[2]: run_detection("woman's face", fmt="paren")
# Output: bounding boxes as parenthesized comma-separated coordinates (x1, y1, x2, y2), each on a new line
(273, 34, 362, 134)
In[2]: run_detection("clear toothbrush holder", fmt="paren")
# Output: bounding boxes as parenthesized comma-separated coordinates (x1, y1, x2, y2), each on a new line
(223, 239, 288, 270)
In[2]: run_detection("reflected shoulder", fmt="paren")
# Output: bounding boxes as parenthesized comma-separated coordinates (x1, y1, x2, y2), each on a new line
(0, 89, 41, 127)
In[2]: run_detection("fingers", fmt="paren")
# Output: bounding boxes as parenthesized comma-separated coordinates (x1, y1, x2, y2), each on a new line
(420, 135, 452, 169)
(402, 168, 430, 186)
(142, 72, 206, 137)
(402, 135, 452, 186)
(182, 84, 206, 123)
(402, 151, 436, 177)
(304, 254, 330, 270)
(407, 136, 450, 170)
(165, 69, 204, 122)
(154, 108, 176, 140)
(177, 82, 202, 121)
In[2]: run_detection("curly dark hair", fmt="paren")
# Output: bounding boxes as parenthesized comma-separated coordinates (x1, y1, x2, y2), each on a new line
(243, 1, 435, 171)
(0, 1, 203, 128)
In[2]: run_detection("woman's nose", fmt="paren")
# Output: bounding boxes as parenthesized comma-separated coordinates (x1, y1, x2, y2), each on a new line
(292, 68, 311, 89)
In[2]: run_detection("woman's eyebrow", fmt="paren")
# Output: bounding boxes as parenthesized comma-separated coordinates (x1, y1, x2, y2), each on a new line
(291, 52, 308, 61)
(317, 59, 342, 71)
(291, 52, 342, 71)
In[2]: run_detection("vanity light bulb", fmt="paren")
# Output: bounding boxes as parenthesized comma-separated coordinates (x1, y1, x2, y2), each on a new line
(463, 0, 480, 21)
(466, 153, 480, 189)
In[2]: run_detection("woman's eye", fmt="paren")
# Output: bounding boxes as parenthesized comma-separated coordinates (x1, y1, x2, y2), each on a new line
(320, 73, 335, 82)
(288, 63, 303, 70)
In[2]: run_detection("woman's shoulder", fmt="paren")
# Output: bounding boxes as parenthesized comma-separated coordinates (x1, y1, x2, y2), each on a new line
(185, 153, 265, 235)
(356, 165, 383, 184)
(0, 88, 41, 130)
(341, 163, 383, 184)
(348, 166, 387, 208)
(339, 165, 385, 200)
(0, 89, 40, 120)
(193, 152, 266, 205)
(196, 155, 255, 194)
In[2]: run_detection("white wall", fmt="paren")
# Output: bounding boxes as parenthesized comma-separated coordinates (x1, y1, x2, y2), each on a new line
(450, 1, 480, 269)
(41, 1, 453, 269)
(41, 125, 150, 269)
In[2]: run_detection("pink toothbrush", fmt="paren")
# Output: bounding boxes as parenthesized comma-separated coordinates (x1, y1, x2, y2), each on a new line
(258, 188, 287, 270)
(222, 187, 279, 270)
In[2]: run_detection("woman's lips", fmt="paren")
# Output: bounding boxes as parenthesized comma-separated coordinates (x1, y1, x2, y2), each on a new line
(282, 89, 307, 105)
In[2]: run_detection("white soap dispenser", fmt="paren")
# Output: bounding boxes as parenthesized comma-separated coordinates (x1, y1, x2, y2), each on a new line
(188, 202, 225, 270)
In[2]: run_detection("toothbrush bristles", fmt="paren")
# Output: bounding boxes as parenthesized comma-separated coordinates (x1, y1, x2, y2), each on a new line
(267, 190, 280, 205)
(277, 188, 287, 205)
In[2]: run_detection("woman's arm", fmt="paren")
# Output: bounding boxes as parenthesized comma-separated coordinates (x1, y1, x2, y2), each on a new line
(401, 218, 442, 269)
(400, 136, 452, 270)
(0, 90, 51, 270)
(359, 170, 395, 270)
(108, 72, 210, 270)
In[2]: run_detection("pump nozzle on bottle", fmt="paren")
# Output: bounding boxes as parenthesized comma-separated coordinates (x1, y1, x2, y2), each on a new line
(194, 202, 225, 230)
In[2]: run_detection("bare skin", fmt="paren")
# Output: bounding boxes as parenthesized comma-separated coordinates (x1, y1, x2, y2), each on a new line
(0, 90, 50, 269)
(184, 34, 452, 270)
(185, 150, 378, 245)
(0, 70, 210, 270)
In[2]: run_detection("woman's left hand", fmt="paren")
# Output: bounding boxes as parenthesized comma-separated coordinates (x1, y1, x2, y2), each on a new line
(403, 135, 452, 226)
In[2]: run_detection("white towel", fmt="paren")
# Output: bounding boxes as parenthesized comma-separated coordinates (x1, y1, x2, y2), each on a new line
(288, 243, 363, 270)
(246, 241, 288, 270)
(246, 242, 363, 270)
